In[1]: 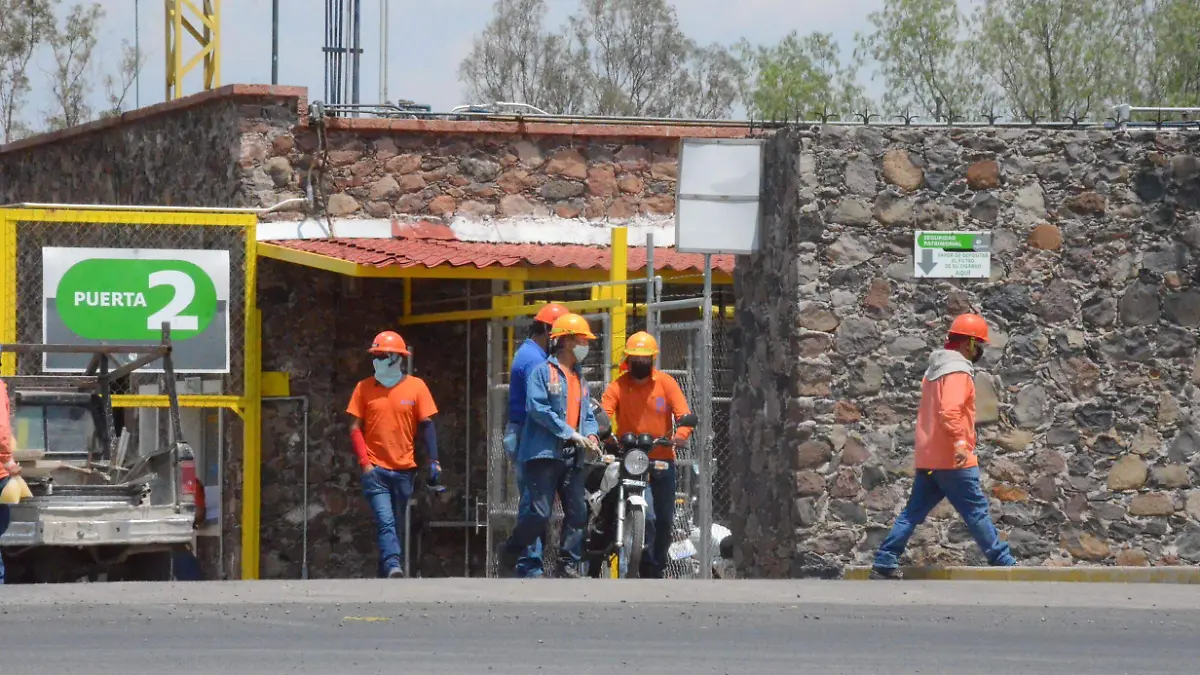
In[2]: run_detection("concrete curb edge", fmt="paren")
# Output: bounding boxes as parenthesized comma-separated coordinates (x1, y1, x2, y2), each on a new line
(842, 565, 1200, 583)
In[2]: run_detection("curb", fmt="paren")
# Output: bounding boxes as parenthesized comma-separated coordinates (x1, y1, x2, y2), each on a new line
(842, 566, 1200, 584)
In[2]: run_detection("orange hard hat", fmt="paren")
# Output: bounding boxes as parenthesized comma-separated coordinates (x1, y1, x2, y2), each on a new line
(948, 314, 989, 343)
(624, 331, 659, 357)
(369, 330, 410, 356)
(550, 313, 596, 340)
(534, 302, 570, 326)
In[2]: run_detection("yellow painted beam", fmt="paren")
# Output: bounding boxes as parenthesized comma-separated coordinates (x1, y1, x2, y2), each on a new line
(626, 304, 735, 319)
(166, 0, 220, 100)
(260, 371, 290, 398)
(111, 394, 243, 411)
(241, 308, 263, 580)
(506, 281, 524, 373)
(399, 298, 621, 327)
(0, 211, 15, 377)
(609, 227, 628, 381)
(1, 207, 255, 227)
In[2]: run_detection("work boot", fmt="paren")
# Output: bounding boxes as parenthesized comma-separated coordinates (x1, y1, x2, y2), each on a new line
(495, 541, 519, 577)
(555, 560, 582, 579)
(869, 566, 903, 581)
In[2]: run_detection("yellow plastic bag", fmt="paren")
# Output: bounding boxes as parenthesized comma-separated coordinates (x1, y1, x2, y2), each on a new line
(0, 475, 32, 504)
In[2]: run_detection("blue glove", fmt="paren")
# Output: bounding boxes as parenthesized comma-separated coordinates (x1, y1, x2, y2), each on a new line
(427, 460, 444, 492)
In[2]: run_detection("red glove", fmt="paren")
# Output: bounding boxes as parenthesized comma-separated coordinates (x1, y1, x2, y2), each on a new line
(351, 428, 371, 469)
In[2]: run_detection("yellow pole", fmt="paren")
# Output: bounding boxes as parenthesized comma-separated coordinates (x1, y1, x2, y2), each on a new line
(241, 222, 262, 580)
(609, 227, 628, 381)
(0, 210, 15, 377)
(507, 280, 524, 372)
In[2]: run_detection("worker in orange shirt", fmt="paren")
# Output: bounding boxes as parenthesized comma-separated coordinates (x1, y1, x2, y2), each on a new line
(870, 314, 1016, 579)
(601, 331, 692, 579)
(347, 331, 442, 579)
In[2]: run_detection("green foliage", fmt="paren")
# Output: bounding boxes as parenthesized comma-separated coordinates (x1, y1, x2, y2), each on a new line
(738, 32, 867, 121)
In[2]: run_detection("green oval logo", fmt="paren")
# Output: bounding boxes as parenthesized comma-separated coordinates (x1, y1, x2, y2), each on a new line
(56, 258, 218, 341)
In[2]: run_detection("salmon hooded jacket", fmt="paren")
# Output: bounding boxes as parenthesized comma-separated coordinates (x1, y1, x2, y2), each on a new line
(517, 355, 599, 464)
(914, 348, 979, 470)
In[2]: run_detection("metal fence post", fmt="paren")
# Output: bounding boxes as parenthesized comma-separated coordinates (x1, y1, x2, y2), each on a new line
(698, 254, 714, 580)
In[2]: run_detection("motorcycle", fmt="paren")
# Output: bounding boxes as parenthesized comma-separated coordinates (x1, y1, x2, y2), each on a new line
(582, 413, 698, 578)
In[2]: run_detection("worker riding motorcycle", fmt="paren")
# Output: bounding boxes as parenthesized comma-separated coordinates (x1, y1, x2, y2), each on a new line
(582, 412, 696, 578)
(585, 331, 697, 579)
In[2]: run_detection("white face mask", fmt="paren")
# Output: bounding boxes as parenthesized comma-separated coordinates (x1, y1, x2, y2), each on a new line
(572, 344, 590, 362)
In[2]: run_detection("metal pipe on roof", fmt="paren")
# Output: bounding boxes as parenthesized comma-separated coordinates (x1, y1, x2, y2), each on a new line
(2, 198, 307, 214)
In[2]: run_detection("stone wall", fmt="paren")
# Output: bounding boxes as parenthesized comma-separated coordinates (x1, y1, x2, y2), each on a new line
(732, 124, 1200, 577)
(241, 119, 749, 221)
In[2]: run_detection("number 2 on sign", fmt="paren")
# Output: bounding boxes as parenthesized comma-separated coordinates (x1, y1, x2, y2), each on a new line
(146, 270, 199, 331)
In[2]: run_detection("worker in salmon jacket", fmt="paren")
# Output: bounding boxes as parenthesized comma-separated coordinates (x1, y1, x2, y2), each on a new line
(347, 331, 442, 579)
(601, 331, 692, 579)
(504, 302, 570, 578)
(0, 377, 18, 584)
(870, 313, 1016, 579)
(496, 313, 600, 578)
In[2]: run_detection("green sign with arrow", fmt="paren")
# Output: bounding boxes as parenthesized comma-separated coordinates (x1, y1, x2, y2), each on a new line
(914, 231, 992, 279)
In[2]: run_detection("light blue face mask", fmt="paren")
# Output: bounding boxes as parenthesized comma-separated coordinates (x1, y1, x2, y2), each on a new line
(373, 355, 405, 388)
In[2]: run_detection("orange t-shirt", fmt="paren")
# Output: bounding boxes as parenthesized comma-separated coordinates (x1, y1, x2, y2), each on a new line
(601, 371, 692, 461)
(914, 372, 978, 470)
(564, 368, 582, 431)
(346, 375, 438, 470)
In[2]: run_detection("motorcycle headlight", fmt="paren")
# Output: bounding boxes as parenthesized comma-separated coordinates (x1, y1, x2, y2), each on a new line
(623, 450, 650, 475)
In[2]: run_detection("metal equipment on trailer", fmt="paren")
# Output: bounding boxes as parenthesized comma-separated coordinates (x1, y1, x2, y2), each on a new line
(0, 326, 198, 582)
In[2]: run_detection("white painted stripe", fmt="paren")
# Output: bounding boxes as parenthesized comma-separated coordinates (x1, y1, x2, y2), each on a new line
(257, 215, 676, 246)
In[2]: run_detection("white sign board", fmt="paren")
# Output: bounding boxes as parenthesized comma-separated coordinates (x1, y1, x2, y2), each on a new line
(42, 247, 231, 373)
(675, 138, 764, 255)
(913, 231, 992, 279)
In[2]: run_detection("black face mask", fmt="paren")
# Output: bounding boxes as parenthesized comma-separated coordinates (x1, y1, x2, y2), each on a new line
(629, 360, 653, 379)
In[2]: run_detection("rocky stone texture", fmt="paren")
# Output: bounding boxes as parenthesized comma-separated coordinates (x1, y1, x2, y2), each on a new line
(732, 125, 1200, 577)
(240, 126, 684, 221)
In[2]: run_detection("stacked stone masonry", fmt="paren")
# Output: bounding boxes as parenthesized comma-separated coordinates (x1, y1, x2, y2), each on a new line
(731, 125, 1200, 578)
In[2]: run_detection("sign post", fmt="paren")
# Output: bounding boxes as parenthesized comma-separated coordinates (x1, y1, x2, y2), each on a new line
(42, 247, 231, 373)
(913, 231, 992, 279)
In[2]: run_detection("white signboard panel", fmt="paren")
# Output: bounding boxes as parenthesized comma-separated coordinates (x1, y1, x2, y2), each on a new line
(675, 138, 764, 255)
(913, 231, 992, 279)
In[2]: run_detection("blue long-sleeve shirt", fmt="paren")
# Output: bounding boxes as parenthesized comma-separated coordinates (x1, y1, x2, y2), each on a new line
(507, 339, 548, 426)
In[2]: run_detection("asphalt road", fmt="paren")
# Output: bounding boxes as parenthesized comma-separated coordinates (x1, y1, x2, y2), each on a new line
(3, 579, 1199, 675)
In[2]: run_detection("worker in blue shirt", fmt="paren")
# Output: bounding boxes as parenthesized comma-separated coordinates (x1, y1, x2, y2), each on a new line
(504, 302, 569, 578)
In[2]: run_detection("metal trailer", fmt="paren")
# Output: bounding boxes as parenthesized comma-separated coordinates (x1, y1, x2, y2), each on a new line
(0, 326, 198, 582)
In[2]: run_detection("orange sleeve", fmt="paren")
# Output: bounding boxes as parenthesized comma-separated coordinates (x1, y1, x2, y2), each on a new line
(601, 381, 620, 433)
(415, 379, 438, 421)
(0, 381, 12, 465)
(936, 373, 972, 448)
(346, 382, 364, 419)
(665, 377, 693, 441)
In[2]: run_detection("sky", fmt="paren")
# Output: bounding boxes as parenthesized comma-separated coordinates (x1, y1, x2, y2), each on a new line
(18, 0, 972, 128)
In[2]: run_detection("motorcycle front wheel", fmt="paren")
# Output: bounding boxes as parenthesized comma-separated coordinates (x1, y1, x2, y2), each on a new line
(625, 507, 646, 579)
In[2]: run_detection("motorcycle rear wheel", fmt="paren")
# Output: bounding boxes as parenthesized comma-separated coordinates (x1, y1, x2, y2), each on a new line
(625, 508, 646, 579)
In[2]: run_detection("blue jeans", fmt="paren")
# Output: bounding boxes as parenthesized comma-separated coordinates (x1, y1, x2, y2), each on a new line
(361, 467, 416, 577)
(0, 476, 8, 584)
(505, 423, 544, 578)
(642, 461, 677, 578)
(503, 458, 587, 568)
(873, 466, 1016, 570)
